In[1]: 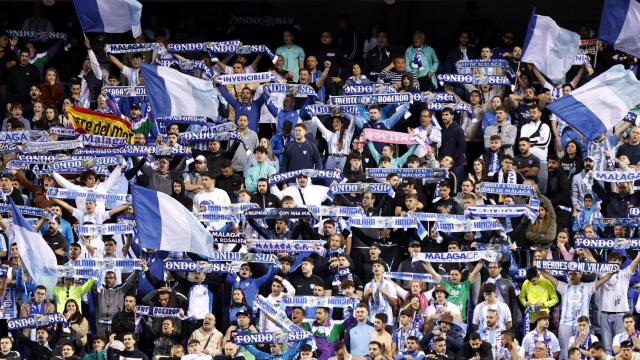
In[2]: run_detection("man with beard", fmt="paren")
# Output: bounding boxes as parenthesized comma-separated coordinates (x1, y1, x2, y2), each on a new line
(507, 87, 539, 129)
(571, 156, 596, 213)
(111, 295, 138, 340)
(546, 154, 572, 229)
(457, 332, 493, 360)
(11, 326, 53, 359)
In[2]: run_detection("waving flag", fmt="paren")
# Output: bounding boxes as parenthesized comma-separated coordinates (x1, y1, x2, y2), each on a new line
(7, 203, 58, 295)
(131, 185, 216, 257)
(521, 11, 581, 84)
(72, 0, 142, 37)
(140, 64, 217, 119)
(546, 65, 640, 140)
(599, 0, 640, 58)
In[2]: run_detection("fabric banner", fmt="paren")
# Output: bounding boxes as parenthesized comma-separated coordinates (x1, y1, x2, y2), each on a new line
(574, 237, 640, 249)
(327, 182, 395, 200)
(0, 204, 55, 219)
(425, 102, 476, 120)
(306, 205, 365, 218)
(412, 250, 499, 263)
(601, 218, 640, 227)
(72, 144, 191, 157)
(6, 29, 68, 42)
(346, 217, 428, 239)
(69, 258, 142, 272)
(21, 140, 84, 153)
(0, 131, 48, 144)
(229, 16, 294, 26)
(533, 260, 619, 273)
(629, 207, 640, 218)
(480, 182, 536, 198)
(102, 86, 147, 98)
(196, 214, 239, 223)
(263, 83, 318, 97)
(409, 91, 456, 103)
(510, 267, 566, 280)
(408, 212, 467, 222)
(0, 144, 19, 154)
(180, 130, 243, 146)
(343, 84, 397, 95)
(155, 116, 210, 125)
(434, 219, 504, 233)
(253, 295, 305, 333)
(363, 128, 420, 145)
(330, 93, 412, 105)
(383, 272, 439, 283)
(47, 127, 78, 138)
(135, 306, 182, 318)
(78, 134, 128, 148)
(589, 171, 640, 183)
(216, 72, 277, 85)
(67, 107, 134, 144)
(167, 40, 242, 53)
(268, 169, 343, 186)
(17, 154, 69, 163)
(248, 239, 326, 255)
(164, 260, 235, 273)
(467, 205, 538, 222)
(366, 168, 446, 179)
(208, 252, 279, 265)
(233, 331, 311, 345)
(77, 223, 135, 236)
(455, 59, 516, 76)
(304, 104, 359, 116)
(32, 165, 109, 176)
(204, 203, 258, 215)
(47, 188, 132, 204)
(244, 208, 313, 220)
(104, 43, 158, 54)
(211, 232, 247, 244)
(281, 296, 359, 309)
(51, 266, 101, 280)
(7, 313, 67, 330)
(436, 74, 511, 86)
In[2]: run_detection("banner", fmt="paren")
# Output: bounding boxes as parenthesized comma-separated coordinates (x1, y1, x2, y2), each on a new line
(268, 169, 343, 186)
(32, 165, 109, 176)
(204, 203, 258, 216)
(590, 171, 640, 183)
(434, 219, 504, 233)
(51, 266, 101, 280)
(480, 182, 536, 198)
(211, 232, 247, 244)
(155, 116, 210, 125)
(0, 204, 55, 219)
(367, 168, 447, 179)
(7, 313, 67, 330)
(327, 182, 395, 200)
(467, 205, 538, 222)
(330, 93, 412, 105)
(436, 74, 511, 86)
(47, 188, 132, 204)
(67, 107, 134, 144)
(216, 72, 276, 85)
(135, 306, 182, 318)
(48, 127, 78, 138)
(0, 131, 49, 144)
(533, 260, 619, 273)
(234, 331, 311, 345)
(363, 128, 420, 145)
(104, 43, 158, 54)
(164, 260, 235, 273)
(180, 130, 243, 145)
(78, 134, 127, 148)
(383, 272, 439, 283)
(343, 83, 397, 95)
(157, 58, 214, 79)
(510, 267, 566, 280)
(409, 91, 456, 103)
(77, 223, 135, 236)
(253, 295, 304, 333)
(72, 144, 191, 157)
(249, 240, 326, 255)
(0, 144, 19, 153)
(455, 59, 516, 76)
(281, 296, 359, 309)
(425, 102, 476, 120)
(102, 86, 147, 98)
(22, 140, 84, 153)
(167, 40, 242, 53)
(263, 83, 318, 98)
(574, 237, 640, 249)
(408, 212, 467, 222)
(244, 208, 313, 220)
(208, 252, 280, 265)
(346, 217, 428, 239)
(304, 104, 359, 116)
(630, 207, 640, 218)
(229, 16, 294, 26)
(306, 205, 365, 218)
(413, 250, 498, 263)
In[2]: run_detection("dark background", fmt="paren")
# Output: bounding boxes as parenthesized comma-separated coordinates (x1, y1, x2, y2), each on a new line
(2, 0, 605, 78)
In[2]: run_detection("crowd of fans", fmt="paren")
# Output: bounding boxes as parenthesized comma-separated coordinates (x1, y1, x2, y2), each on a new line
(0, 4, 639, 360)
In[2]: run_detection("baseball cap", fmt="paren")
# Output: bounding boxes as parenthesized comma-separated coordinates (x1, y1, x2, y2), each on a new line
(195, 155, 206, 163)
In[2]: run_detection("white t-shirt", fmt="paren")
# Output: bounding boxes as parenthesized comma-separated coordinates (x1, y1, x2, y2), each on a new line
(122, 66, 140, 86)
(598, 265, 632, 312)
(472, 301, 512, 329)
(193, 188, 231, 229)
(425, 301, 462, 319)
(557, 282, 596, 326)
(612, 331, 640, 349)
(364, 278, 398, 325)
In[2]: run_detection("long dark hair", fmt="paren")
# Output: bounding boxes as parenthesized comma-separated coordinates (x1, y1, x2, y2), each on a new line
(64, 299, 84, 324)
(334, 116, 347, 150)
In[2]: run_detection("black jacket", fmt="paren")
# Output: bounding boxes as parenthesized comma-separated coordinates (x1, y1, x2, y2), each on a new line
(365, 46, 393, 79)
(456, 342, 493, 360)
(1, 188, 25, 205)
(7, 63, 41, 105)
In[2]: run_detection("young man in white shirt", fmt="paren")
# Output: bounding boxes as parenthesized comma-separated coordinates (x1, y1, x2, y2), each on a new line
(193, 171, 231, 229)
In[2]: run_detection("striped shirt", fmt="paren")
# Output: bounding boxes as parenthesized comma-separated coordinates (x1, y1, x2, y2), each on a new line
(557, 282, 595, 326)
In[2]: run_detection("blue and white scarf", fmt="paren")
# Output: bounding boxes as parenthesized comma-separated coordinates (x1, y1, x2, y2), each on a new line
(73, 144, 191, 157)
(304, 104, 359, 116)
(102, 86, 147, 98)
(574, 237, 640, 249)
(330, 93, 412, 106)
(249, 239, 326, 255)
(263, 83, 318, 98)
(327, 183, 395, 200)
(216, 72, 278, 85)
(367, 168, 446, 179)
(383, 272, 439, 283)
(77, 223, 134, 236)
(533, 260, 619, 273)
(78, 134, 127, 148)
(467, 205, 538, 222)
(21, 140, 84, 153)
(455, 59, 516, 76)
(268, 169, 343, 186)
(436, 74, 511, 86)
(434, 219, 504, 233)
(412, 250, 498, 263)
(254, 295, 305, 333)
(233, 331, 310, 345)
(155, 115, 210, 125)
(8, 313, 67, 330)
(104, 43, 158, 54)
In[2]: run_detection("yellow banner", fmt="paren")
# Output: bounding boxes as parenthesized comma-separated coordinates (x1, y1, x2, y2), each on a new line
(66, 107, 134, 144)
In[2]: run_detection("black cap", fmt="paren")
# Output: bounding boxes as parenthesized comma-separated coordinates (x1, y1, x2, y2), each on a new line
(130, 103, 141, 110)
(408, 240, 421, 247)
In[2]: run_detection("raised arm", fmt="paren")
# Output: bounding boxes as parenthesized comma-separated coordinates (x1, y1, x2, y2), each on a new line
(51, 172, 82, 191)
(314, 61, 332, 88)
(312, 116, 332, 140)
(366, 141, 381, 164)
(108, 54, 125, 71)
(382, 103, 410, 129)
(468, 259, 484, 282)
(537, 268, 559, 289)
(422, 262, 442, 283)
(595, 272, 614, 290)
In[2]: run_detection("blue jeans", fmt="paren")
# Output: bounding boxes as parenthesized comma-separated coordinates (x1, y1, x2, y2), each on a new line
(599, 312, 625, 355)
